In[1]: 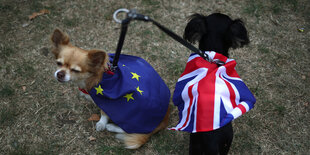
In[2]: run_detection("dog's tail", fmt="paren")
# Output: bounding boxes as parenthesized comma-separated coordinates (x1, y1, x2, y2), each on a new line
(117, 106, 170, 149)
(116, 133, 151, 149)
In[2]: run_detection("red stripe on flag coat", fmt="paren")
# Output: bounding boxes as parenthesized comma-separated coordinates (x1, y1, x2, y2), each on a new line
(170, 52, 256, 133)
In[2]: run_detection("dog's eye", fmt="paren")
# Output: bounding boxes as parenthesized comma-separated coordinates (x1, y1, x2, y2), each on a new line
(71, 69, 81, 73)
(56, 62, 63, 66)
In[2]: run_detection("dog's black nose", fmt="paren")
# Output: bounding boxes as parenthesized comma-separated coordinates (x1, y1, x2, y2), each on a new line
(57, 71, 65, 79)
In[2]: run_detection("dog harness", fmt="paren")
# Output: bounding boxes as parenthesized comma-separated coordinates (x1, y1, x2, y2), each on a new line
(87, 54, 170, 134)
(170, 51, 256, 133)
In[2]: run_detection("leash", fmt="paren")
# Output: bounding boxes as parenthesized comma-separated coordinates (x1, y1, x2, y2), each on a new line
(111, 8, 225, 70)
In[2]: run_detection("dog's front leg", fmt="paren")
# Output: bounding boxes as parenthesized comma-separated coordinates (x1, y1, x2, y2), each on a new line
(96, 110, 109, 131)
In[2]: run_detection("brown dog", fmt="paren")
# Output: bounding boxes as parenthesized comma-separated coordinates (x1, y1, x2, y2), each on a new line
(51, 29, 170, 149)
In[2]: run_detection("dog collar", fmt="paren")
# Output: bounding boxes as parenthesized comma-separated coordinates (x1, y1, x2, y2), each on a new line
(106, 63, 115, 75)
(79, 87, 89, 95)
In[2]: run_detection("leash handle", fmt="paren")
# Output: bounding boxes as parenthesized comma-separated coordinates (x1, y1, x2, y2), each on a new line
(112, 8, 224, 69)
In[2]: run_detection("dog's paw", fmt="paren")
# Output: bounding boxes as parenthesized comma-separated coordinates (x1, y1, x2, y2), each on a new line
(96, 121, 106, 131)
(106, 123, 125, 133)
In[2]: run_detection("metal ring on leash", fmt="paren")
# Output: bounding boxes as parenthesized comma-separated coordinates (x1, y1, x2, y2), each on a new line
(113, 8, 130, 23)
(112, 8, 216, 66)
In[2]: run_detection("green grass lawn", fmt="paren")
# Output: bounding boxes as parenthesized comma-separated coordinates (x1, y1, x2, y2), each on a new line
(0, 0, 309, 154)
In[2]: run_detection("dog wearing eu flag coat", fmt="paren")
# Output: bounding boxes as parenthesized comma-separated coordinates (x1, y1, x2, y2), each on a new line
(50, 29, 170, 149)
(170, 13, 256, 154)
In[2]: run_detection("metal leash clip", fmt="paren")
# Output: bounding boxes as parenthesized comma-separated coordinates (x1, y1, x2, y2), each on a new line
(113, 8, 150, 24)
(113, 8, 130, 24)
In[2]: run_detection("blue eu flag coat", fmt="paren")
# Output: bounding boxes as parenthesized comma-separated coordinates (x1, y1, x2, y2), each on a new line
(88, 54, 170, 134)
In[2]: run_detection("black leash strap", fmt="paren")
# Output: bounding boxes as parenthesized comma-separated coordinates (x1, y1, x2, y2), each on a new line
(111, 18, 130, 70)
(112, 9, 224, 70)
(149, 19, 212, 63)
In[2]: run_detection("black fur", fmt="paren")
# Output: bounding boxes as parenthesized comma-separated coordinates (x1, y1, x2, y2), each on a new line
(184, 13, 249, 155)
(184, 13, 249, 57)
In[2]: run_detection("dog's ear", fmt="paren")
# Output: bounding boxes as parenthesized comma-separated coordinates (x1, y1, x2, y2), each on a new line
(88, 50, 108, 71)
(226, 19, 249, 49)
(183, 14, 207, 44)
(51, 29, 70, 47)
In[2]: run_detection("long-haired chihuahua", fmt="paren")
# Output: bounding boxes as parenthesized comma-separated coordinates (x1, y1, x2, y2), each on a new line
(51, 29, 170, 149)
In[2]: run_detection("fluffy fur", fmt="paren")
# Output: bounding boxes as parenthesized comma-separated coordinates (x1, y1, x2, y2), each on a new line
(183, 13, 249, 155)
(51, 29, 169, 149)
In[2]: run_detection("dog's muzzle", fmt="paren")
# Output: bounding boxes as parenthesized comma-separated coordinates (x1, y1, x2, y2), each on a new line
(54, 69, 70, 82)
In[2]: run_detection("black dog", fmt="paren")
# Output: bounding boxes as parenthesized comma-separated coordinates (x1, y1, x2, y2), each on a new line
(183, 13, 249, 155)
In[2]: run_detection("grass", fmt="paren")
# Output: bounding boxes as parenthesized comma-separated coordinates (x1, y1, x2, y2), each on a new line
(243, 0, 301, 18)
(257, 45, 270, 54)
(0, 85, 15, 98)
(63, 16, 80, 28)
(0, 46, 16, 60)
(0, 106, 16, 126)
(15, 61, 36, 78)
(98, 145, 129, 155)
(273, 104, 286, 116)
(0, 4, 13, 12)
(243, 0, 264, 18)
(0, 84, 17, 126)
(0, 0, 309, 154)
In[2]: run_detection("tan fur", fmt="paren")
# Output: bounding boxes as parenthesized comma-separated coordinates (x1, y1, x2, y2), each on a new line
(51, 29, 109, 90)
(85, 50, 109, 91)
(51, 29, 170, 149)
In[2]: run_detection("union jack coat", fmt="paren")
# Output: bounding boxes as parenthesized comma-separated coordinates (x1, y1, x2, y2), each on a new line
(170, 52, 256, 133)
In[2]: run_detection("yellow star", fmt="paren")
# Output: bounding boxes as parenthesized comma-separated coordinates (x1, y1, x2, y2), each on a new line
(122, 64, 126, 67)
(123, 93, 134, 102)
(136, 86, 143, 95)
(131, 72, 141, 81)
(95, 85, 103, 95)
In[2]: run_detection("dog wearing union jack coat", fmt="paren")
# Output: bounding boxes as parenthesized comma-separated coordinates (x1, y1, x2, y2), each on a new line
(170, 13, 256, 155)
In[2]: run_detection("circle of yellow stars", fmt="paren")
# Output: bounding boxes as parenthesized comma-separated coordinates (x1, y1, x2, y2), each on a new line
(94, 70, 144, 102)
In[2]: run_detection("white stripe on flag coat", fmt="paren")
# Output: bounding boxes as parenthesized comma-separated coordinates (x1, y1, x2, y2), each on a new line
(170, 51, 256, 133)
(175, 68, 208, 132)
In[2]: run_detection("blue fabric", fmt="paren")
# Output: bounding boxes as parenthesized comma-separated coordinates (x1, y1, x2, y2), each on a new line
(89, 54, 170, 133)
